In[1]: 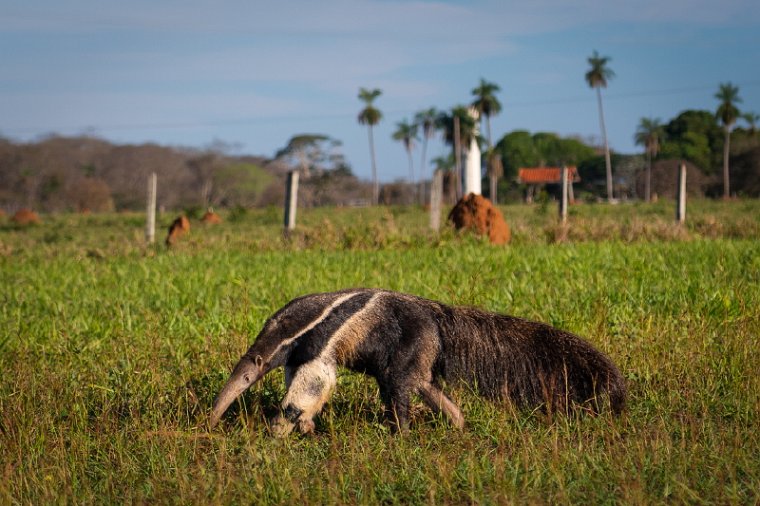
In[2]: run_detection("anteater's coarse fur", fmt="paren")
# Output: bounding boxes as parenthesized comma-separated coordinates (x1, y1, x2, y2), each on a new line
(209, 289, 626, 436)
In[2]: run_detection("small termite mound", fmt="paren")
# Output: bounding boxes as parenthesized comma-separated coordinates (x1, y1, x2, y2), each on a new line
(448, 193, 510, 245)
(12, 209, 41, 226)
(166, 215, 190, 247)
(200, 209, 222, 224)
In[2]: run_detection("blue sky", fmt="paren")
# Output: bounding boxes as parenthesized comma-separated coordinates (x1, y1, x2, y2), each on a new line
(2, 0, 759, 182)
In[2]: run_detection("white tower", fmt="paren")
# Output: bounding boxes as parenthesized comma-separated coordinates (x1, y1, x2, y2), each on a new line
(463, 107, 482, 195)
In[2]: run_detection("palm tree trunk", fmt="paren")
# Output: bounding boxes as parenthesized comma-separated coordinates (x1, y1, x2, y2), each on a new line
(485, 116, 492, 152)
(596, 86, 613, 202)
(723, 126, 730, 199)
(645, 150, 652, 203)
(453, 116, 462, 200)
(407, 149, 414, 185)
(486, 115, 497, 204)
(368, 125, 378, 205)
(419, 136, 428, 205)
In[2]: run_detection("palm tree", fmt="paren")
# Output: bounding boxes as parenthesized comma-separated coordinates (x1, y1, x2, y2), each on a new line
(715, 82, 742, 199)
(431, 154, 455, 203)
(414, 107, 438, 196)
(471, 78, 503, 203)
(392, 119, 418, 187)
(471, 78, 502, 148)
(431, 154, 454, 172)
(437, 107, 479, 152)
(357, 87, 383, 205)
(485, 149, 504, 203)
(742, 111, 759, 136)
(437, 106, 479, 199)
(634, 117, 663, 202)
(585, 50, 615, 202)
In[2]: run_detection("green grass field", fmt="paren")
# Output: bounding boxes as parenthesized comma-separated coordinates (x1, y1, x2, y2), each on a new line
(1, 200, 759, 504)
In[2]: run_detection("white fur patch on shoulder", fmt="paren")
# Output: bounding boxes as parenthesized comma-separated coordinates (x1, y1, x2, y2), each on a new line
(280, 359, 337, 420)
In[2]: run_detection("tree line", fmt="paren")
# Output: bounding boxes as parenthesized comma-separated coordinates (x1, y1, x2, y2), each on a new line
(363, 52, 759, 202)
(2, 104, 757, 215)
(0, 135, 375, 214)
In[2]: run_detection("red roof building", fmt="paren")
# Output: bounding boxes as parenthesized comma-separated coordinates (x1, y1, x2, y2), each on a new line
(518, 167, 580, 184)
(517, 167, 580, 203)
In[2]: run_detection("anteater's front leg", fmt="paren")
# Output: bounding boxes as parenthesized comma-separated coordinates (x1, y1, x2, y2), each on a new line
(271, 360, 337, 437)
(379, 382, 412, 432)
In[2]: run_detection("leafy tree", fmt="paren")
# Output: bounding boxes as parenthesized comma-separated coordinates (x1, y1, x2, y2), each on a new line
(731, 146, 760, 196)
(742, 111, 759, 135)
(275, 134, 341, 175)
(585, 50, 615, 201)
(357, 88, 383, 205)
(634, 117, 664, 202)
(715, 82, 742, 198)
(391, 119, 418, 185)
(660, 110, 723, 172)
(551, 136, 597, 166)
(414, 107, 438, 189)
(495, 130, 538, 178)
(213, 162, 273, 207)
(660, 130, 713, 175)
(532, 132, 593, 166)
(578, 153, 626, 196)
(664, 110, 722, 147)
(494, 130, 595, 182)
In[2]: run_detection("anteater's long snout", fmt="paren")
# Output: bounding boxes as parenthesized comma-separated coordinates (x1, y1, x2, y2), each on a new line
(209, 356, 264, 428)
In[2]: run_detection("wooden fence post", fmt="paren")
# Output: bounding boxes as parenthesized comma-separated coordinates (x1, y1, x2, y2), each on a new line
(559, 166, 569, 224)
(430, 169, 443, 231)
(284, 170, 299, 235)
(454, 115, 462, 200)
(676, 162, 687, 224)
(145, 172, 157, 244)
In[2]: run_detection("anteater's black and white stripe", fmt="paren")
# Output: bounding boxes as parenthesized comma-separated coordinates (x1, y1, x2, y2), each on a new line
(209, 289, 626, 435)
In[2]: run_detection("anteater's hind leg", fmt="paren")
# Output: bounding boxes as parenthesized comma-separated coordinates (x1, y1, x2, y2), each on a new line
(418, 382, 465, 429)
(271, 360, 337, 437)
(378, 325, 444, 432)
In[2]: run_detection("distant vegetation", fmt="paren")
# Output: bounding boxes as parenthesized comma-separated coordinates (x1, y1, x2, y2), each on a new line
(0, 136, 374, 213)
(488, 108, 760, 201)
(1, 76, 758, 214)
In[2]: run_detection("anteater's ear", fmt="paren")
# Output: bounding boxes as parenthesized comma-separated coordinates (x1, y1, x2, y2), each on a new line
(255, 355, 263, 368)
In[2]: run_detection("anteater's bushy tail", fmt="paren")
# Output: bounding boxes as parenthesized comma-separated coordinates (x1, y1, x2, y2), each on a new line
(435, 306, 626, 414)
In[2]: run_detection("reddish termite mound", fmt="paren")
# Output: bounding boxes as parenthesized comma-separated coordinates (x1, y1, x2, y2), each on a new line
(12, 209, 41, 225)
(448, 193, 510, 245)
(165, 215, 190, 246)
(200, 210, 222, 224)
